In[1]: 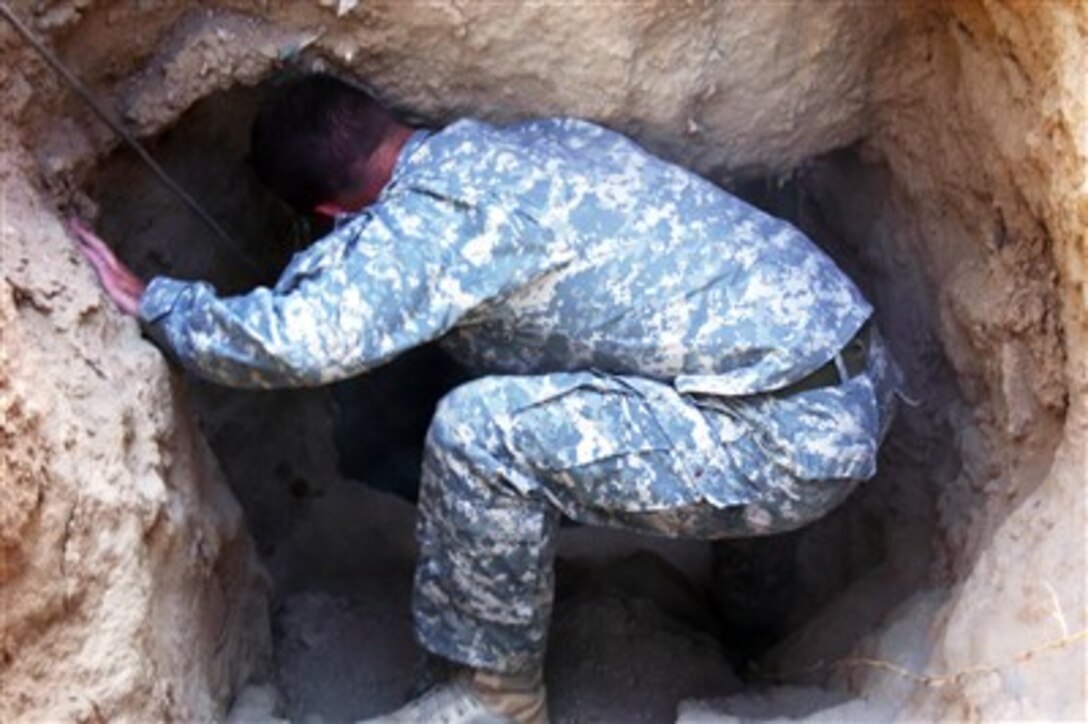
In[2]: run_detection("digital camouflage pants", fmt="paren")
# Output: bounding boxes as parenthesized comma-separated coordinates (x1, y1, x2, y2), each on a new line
(413, 331, 900, 673)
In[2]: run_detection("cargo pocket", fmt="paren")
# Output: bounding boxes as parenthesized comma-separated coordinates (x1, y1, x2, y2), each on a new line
(733, 375, 881, 482)
(497, 372, 699, 513)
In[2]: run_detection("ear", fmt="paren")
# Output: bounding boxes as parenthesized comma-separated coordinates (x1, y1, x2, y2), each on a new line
(313, 201, 344, 219)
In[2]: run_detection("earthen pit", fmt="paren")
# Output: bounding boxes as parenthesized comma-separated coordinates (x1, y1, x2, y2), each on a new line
(84, 80, 956, 720)
(2, 2, 1083, 721)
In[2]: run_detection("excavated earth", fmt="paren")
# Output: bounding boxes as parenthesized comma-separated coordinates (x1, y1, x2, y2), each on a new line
(1, 1, 1085, 722)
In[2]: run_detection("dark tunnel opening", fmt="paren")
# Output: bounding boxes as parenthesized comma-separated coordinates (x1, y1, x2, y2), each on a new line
(85, 80, 960, 722)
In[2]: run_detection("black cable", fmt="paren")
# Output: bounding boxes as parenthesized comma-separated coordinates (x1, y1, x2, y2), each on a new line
(0, 1, 262, 277)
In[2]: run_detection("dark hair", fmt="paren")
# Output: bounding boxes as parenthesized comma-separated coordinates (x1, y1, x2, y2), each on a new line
(250, 74, 396, 211)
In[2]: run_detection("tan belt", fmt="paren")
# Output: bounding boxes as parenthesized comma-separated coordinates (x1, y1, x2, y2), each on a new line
(774, 322, 872, 397)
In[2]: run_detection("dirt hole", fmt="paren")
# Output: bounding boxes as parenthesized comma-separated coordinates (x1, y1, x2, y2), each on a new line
(87, 80, 961, 722)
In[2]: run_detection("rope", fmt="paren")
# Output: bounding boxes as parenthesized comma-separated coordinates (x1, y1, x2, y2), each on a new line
(0, 1, 262, 277)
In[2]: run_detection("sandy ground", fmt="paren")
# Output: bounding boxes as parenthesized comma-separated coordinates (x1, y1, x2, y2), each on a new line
(240, 477, 740, 723)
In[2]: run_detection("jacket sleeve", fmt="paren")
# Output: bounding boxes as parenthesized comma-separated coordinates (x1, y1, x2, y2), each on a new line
(138, 187, 563, 389)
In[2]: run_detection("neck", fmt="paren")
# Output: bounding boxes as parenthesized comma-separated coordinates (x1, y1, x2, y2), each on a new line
(358, 123, 415, 203)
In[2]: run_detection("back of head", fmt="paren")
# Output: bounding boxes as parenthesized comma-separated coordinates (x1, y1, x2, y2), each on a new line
(250, 73, 395, 212)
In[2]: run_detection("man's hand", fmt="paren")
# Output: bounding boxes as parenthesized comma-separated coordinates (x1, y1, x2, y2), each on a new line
(68, 218, 146, 317)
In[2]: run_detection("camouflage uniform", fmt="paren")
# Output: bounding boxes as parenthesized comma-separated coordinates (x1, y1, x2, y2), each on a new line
(139, 118, 901, 673)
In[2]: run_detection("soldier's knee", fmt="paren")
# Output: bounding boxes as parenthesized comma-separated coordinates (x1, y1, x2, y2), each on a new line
(426, 378, 507, 458)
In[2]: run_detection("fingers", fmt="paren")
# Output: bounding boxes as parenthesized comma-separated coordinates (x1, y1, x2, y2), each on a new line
(68, 218, 119, 269)
(117, 272, 145, 301)
(104, 278, 141, 316)
(95, 261, 141, 316)
(67, 217, 92, 240)
(78, 240, 111, 280)
(71, 221, 144, 294)
(68, 218, 104, 253)
(69, 217, 145, 317)
(78, 244, 129, 308)
(78, 239, 129, 293)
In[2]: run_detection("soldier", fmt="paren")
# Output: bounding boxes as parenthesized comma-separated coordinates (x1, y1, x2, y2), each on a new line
(73, 74, 901, 724)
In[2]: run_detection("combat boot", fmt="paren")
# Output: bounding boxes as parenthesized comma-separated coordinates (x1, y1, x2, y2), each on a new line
(359, 667, 547, 724)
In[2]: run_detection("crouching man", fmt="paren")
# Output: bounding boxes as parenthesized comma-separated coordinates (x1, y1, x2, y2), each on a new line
(73, 74, 901, 724)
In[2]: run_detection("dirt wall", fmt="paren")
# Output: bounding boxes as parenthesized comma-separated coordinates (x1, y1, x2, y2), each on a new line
(0, 151, 270, 719)
(1, 0, 1084, 720)
(858, 3, 1086, 719)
